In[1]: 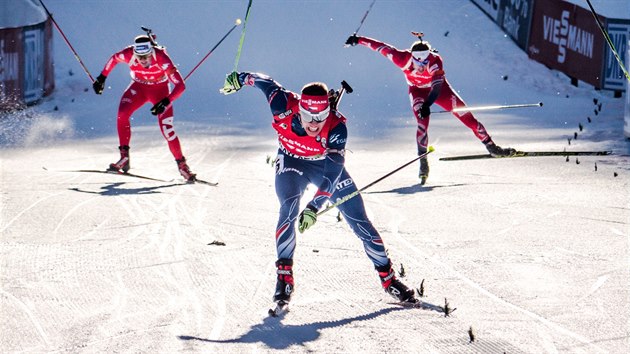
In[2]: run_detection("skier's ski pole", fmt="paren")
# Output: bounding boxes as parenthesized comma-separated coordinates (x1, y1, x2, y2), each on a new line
(38, 0, 94, 82)
(435, 102, 543, 114)
(353, 0, 376, 36)
(184, 19, 241, 81)
(585, 0, 630, 81)
(318, 146, 435, 216)
(231, 0, 253, 72)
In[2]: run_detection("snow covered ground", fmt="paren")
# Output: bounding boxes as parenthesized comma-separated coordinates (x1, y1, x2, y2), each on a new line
(1, 1, 629, 353)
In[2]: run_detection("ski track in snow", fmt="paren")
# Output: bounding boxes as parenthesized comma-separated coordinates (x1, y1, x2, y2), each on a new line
(0, 288, 51, 347)
(388, 229, 607, 354)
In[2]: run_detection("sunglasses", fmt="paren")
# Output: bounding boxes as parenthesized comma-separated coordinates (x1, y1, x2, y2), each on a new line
(299, 105, 330, 123)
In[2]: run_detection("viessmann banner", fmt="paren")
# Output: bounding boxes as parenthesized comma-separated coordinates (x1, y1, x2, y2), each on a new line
(527, 0, 605, 88)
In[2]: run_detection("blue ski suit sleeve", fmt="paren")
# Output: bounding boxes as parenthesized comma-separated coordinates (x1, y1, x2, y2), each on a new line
(238, 72, 291, 116)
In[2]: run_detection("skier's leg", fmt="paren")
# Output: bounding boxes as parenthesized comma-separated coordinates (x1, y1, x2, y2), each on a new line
(117, 83, 146, 147)
(110, 83, 146, 172)
(436, 83, 491, 142)
(274, 154, 310, 260)
(333, 169, 389, 268)
(149, 85, 196, 180)
(272, 154, 311, 303)
(333, 169, 415, 302)
(437, 84, 516, 156)
(409, 88, 430, 182)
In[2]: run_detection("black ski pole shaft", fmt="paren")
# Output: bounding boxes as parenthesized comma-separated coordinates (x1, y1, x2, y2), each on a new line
(184, 19, 241, 81)
(38, 0, 94, 82)
(318, 146, 435, 216)
(435, 102, 543, 114)
(353, 0, 376, 35)
(585, 0, 630, 81)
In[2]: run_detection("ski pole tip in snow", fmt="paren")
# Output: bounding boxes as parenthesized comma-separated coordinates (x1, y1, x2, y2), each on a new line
(428, 145, 436, 153)
(235, 18, 242, 25)
(538, 102, 544, 107)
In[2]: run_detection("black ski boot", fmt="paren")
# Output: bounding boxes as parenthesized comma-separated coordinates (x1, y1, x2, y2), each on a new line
(108, 145, 130, 173)
(485, 141, 516, 157)
(419, 156, 429, 185)
(377, 262, 416, 303)
(176, 157, 196, 182)
(273, 258, 294, 303)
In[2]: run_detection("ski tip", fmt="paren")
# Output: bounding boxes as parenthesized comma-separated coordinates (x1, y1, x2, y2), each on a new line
(428, 145, 436, 153)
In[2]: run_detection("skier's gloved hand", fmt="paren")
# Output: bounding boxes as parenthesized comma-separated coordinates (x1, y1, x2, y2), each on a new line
(298, 204, 318, 233)
(151, 97, 170, 115)
(92, 74, 107, 95)
(420, 103, 431, 119)
(220, 71, 242, 95)
(345, 34, 359, 47)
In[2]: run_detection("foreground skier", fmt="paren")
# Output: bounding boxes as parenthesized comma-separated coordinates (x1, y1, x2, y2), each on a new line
(346, 32, 516, 184)
(221, 71, 418, 313)
(93, 32, 196, 182)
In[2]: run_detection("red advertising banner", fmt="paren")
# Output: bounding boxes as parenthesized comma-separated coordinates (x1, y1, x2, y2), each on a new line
(0, 19, 54, 111)
(527, 0, 605, 88)
(0, 28, 25, 111)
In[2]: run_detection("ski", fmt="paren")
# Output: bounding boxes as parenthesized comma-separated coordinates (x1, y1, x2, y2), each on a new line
(439, 150, 612, 161)
(268, 300, 289, 317)
(65, 169, 172, 182)
(193, 178, 219, 187)
(388, 297, 456, 317)
(51, 168, 219, 186)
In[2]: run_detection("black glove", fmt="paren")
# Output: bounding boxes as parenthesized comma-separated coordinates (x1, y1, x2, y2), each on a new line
(420, 103, 431, 119)
(345, 34, 359, 47)
(92, 74, 107, 95)
(151, 97, 170, 115)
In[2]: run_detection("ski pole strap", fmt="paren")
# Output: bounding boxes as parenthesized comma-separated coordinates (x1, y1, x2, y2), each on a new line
(317, 146, 435, 216)
(232, 0, 253, 72)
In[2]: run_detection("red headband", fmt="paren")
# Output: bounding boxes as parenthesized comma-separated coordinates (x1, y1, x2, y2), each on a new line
(299, 94, 329, 113)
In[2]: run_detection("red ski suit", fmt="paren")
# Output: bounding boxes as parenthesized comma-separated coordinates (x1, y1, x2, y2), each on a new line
(357, 36, 492, 154)
(99, 46, 186, 159)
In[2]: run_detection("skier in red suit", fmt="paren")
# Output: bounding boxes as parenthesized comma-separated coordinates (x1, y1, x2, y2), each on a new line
(346, 33, 515, 184)
(93, 34, 196, 181)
